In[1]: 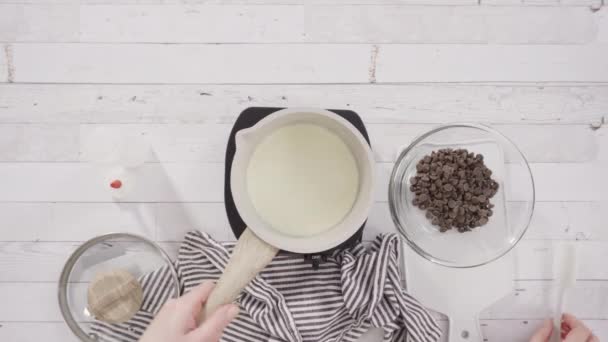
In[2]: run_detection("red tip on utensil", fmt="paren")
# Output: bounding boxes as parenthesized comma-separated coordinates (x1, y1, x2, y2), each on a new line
(110, 180, 122, 189)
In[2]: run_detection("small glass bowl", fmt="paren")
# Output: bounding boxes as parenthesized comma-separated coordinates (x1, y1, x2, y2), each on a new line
(58, 233, 179, 341)
(389, 123, 535, 268)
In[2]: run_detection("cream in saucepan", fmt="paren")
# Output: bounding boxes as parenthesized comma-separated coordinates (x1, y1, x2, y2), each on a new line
(246, 123, 359, 237)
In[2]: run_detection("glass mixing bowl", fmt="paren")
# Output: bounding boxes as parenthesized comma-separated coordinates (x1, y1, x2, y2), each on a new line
(58, 233, 179, 341)
(389, 124, 535, 268)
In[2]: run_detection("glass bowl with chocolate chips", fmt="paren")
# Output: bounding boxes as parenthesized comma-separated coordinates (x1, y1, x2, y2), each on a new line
(389, 124, 535, 268)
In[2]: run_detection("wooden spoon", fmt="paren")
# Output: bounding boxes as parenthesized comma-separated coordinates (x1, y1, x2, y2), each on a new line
(198, 228, 279, 324)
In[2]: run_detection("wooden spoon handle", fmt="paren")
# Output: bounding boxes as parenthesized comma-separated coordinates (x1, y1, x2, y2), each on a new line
(199, 228, 279, 324)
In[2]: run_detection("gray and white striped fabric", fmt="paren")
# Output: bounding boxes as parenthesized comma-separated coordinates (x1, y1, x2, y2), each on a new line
(91, 231, 442, 342)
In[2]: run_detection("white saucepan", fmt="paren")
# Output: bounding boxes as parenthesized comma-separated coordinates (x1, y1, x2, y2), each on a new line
(200, 108, 375, 320)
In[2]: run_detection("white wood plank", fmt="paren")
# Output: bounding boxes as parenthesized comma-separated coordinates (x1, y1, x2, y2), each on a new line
(9, 43, 371, 84)
(9, 43, 608, 84)
(0, 323, 80, 342)
(558, 201, 608, 241)
(1, 320, 604, 342)
(0, 124, 78, 161)
(3, 121, 604, 163)
(2, 201, 607, 242)
(0, 4, 78, 42)
(0, 241, 181, 282)
(0, 163, 225, 202)
(1, 84, 607, 125)
(2, 281, 606, 321)
(514, 240, 608, 280)
(482, 281, 608, 319)
(0, 45, 8, 82)
(523, 0, 559, 4)
(79, 123, 606, 164)
(376, 44, 608, 82)
(79, 124, 230, 163)
(155, 202, 235, 242)
(599, 8, 608, 43)
(0, 202, 156, 241)
(1, 199, 606, 242)
(0, 0, 477, 5)
(482, 0, 525, 4)
(482, 0, 600, 5)
(375, 162, 608, 202)
(527, 163, 608, 201)
(2, 240, 607, 282)
(366, 124, 604, 163)
(480, 319, 608, 342)
(0, 162, 606, 202)
(366, 201, 608, 242)
(0, 5, 598, 44)
(561, 0, 602, 5)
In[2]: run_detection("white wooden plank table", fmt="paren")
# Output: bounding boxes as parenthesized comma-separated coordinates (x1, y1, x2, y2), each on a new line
(0, 1, 607, 341)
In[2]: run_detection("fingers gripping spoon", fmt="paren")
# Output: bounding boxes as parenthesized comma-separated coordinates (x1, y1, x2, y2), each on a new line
(552, 242, 578, 342)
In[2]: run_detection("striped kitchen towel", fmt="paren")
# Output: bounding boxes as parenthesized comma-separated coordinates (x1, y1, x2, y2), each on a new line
(91, 231, 442, 342)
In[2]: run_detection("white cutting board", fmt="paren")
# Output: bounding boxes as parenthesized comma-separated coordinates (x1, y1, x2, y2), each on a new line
(401, 243, 515, 341)
(394, 136, 517, 341)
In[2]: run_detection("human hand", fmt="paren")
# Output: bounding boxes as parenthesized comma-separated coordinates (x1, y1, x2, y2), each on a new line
(139, 281, 239, 342)
(529, 313, 599, 342)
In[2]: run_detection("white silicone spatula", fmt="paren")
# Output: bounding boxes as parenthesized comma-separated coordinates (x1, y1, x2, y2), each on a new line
(552, 242, 577, 342)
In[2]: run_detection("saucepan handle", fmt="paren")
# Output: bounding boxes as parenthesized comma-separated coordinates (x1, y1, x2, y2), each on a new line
(198, 228, 279, 324)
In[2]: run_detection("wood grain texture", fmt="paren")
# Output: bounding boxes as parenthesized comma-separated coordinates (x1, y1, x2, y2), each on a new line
(0, 202, 157, 241)
(6, 43, 608, 84)
(0, 124, 78, 161)
(2, 200, 607, 242)
(0, 0, 478, 5)
(482, 0, 601, 5)
(366, 201, 608, 242)
(0, 5, 599, 44)
(9, 43, 371, 84)
(480, 319, 608, 342)
(0, 44, 8, 82)
(0, 323, 81, 342)
(0, 320, 606, 342)
(1, 84, 607, 125)
(0, 4, 79, 42)
(0, 162, 606, 202)
(77, 123, 606, 163)
(599, 9, 608, 43)
(1, 122, 604, 163)
(3, 162, 608, 201)
(1, 281, 606, 321)
(0, 163, 226, 202)
(376, 44, 608, 83)
(2, 1, 608, 341)
(0, 241, 181, 281)
(2, 240, 607, 282)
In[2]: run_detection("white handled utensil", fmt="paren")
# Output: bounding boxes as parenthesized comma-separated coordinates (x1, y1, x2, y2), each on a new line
(551, 242, 577, 342)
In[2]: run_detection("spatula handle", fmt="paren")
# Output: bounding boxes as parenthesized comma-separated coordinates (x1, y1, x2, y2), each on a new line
(449, 316, 482, 342)
(199, 228, 279, 324)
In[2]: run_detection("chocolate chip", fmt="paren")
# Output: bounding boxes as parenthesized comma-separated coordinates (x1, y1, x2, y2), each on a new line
(409, 148, 499, 233)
